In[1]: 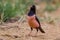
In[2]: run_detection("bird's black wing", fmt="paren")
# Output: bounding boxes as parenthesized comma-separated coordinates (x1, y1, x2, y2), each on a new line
(35, 16, 40, 25)
(35, 16, 45, 33)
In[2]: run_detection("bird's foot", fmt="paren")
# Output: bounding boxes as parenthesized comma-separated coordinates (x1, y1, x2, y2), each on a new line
(28, 33, 31, 36)
(28, 32, 37, 37)
(31, 34, 37, 37)
(27, 31, 32, 36)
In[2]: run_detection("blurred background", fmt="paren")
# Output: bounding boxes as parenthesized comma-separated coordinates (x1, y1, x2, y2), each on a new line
(0, 0, 60, 40)
(0, 0, 60, 23)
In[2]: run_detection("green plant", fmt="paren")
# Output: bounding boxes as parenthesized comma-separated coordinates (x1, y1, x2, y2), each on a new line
(0, 0, 4, 23)
(0, 0, 34, 22)
(44, 4, 57, 12)
(3, 2, 16, 22)
(45, 0, 52, 4)
(56, 2, 60, 8)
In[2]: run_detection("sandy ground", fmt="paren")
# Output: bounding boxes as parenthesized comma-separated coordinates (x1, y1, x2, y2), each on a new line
(0, 4, 60, 40)
(0, 18, 60, 40)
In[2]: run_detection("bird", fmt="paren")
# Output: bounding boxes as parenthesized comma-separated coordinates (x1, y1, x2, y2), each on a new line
(27, 5, 45, 36)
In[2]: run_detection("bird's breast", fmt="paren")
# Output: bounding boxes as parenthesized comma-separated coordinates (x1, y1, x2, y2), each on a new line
(27, 16, 39, 28)
(28, 19, 39, 28)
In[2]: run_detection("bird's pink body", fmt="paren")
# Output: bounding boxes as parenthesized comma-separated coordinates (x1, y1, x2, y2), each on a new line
(27, 15, 39, 28)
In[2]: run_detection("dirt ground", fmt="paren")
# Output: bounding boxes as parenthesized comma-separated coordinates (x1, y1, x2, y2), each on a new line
(0, 4, 60, 40)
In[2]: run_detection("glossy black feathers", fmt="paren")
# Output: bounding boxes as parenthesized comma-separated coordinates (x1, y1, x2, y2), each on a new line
(28, 5, 36, 16)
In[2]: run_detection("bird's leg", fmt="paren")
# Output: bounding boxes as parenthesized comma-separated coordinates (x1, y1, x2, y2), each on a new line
(36, 27, 39, 32)
(33, 27, 38, 37)
(36, 27, 38, 35)
(28, 27, 33, 36)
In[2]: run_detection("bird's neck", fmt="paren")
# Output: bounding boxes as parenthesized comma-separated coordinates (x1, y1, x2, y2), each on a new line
(27, 15, 36, 20)
(28, 11, 35, 16)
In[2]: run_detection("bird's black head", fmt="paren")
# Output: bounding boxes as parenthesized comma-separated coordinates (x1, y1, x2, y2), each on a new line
(28, 5, 36, 16)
